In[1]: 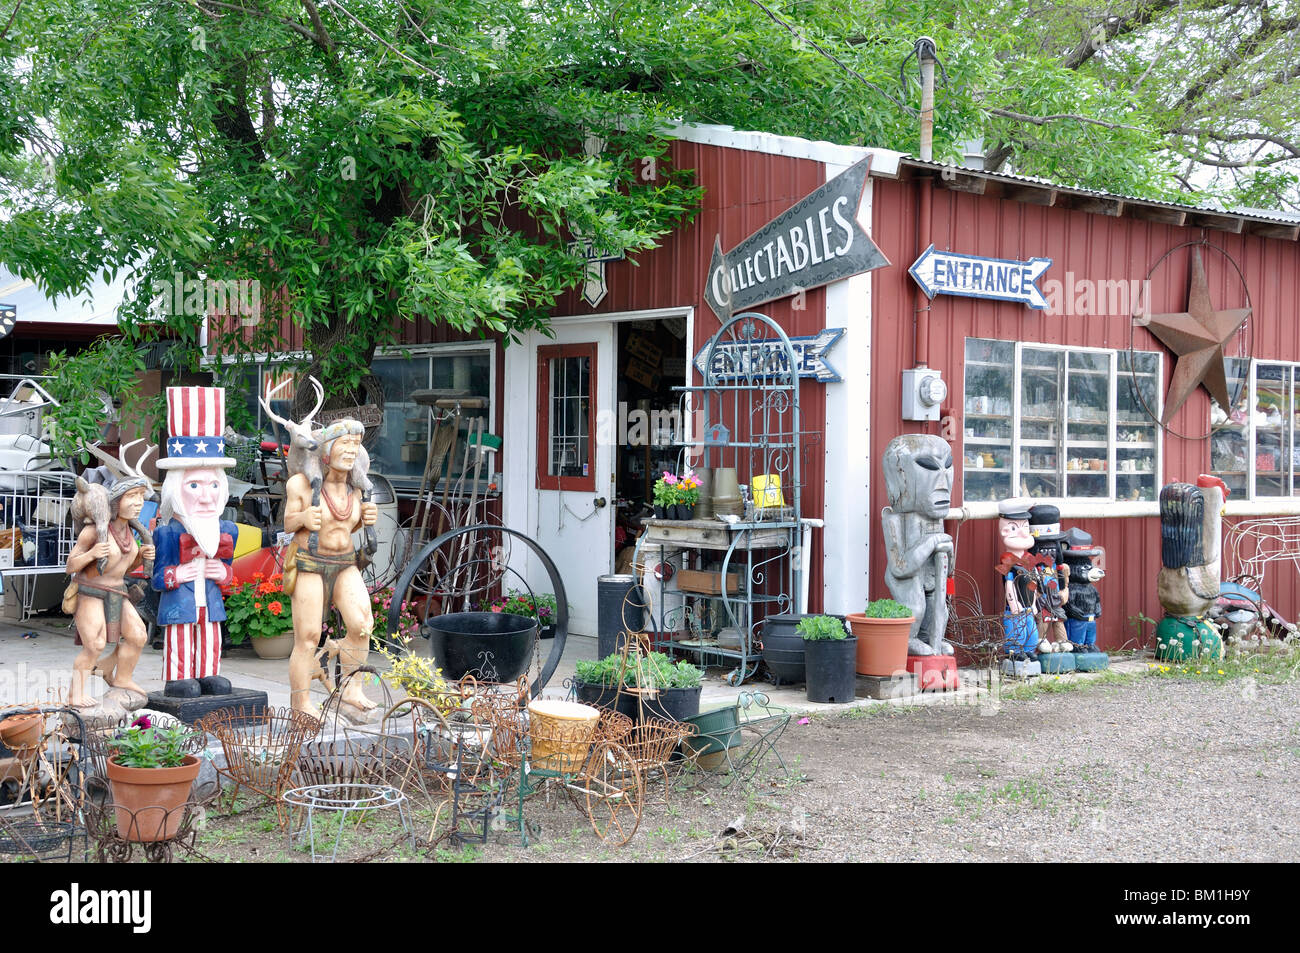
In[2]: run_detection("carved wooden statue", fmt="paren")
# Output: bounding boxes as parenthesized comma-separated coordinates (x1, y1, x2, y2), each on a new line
(996, 498, 1039, 660)
(65, 441, 157, 708)
(274, 379, 378, 718)
(152, 387, 240, 698)
(881, 434, 954, 657)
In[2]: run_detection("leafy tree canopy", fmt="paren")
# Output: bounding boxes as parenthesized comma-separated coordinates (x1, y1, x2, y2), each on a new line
(1, 0, 1295, 446)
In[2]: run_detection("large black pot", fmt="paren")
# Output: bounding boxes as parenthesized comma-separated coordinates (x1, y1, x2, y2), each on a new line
(761, 614, 807, 684)
(640, 685, 702, 723)
(423, 611, 537, 682)
(804, 637, 858, 704)
(572, 679, 640, 720)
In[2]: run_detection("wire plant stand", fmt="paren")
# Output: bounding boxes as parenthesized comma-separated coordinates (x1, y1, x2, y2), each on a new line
(282, 783, 413, 863)
(636, 312, 810, 684)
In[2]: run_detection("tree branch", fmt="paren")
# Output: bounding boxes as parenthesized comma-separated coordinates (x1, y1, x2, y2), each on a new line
(1174, 126, 1300, 158)
(1061, 0, 1182, 70)
(0, 0, 24, 42)
(986, 106, 1147, 133)
(325, 0, 447, 82)
(1170, 10, 1300, 114)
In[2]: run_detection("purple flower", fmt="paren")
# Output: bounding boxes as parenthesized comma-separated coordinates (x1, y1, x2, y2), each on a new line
(131, 715, 152, 730)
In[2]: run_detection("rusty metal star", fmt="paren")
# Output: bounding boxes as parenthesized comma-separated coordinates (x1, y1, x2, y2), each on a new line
(1142, 247, 1250, 425)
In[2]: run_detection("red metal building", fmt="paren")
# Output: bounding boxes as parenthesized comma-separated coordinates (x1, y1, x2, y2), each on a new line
(217, 123, 1300, 644)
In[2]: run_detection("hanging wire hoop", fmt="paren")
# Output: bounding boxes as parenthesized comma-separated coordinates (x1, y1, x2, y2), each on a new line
(1128, 240, 1254, 441)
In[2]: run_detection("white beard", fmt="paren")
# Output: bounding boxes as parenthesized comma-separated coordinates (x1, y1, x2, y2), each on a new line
(178, 513, 222, 557)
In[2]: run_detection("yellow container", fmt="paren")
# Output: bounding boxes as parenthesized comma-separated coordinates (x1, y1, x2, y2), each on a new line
(751, 474, 784, 511)
(528, 700, 600, 773)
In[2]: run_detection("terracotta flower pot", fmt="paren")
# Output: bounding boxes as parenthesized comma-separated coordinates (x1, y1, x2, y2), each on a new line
(106, 755, 202, 842)
(0, 712, 43, 751)
(252, 631, 295, 659)
(846, 613, 914, 677)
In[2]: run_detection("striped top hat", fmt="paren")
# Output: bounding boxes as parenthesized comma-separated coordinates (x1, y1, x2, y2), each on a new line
(157, 386, 237, 470)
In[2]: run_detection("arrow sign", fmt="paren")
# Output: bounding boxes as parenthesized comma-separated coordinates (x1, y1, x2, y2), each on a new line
(693, 328, 846, 383)
(909, 244, 1053, 310)
(704, 156, 889, 322)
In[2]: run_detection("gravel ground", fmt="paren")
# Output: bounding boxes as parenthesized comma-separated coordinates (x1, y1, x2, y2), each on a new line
(187, 662, 1300, 863)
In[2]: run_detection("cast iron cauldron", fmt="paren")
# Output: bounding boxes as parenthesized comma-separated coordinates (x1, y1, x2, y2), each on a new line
(422, 611, 538, 682)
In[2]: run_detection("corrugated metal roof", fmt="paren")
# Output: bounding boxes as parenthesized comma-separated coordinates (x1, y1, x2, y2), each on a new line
(898, 157, 1300, 231)
(667, 123, 1298, 231)
(0, 267, 125, 326)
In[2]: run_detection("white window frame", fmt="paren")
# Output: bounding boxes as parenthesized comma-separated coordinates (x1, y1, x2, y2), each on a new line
(963, 338, 1164, 504)
(1216, 359, 1297, 500)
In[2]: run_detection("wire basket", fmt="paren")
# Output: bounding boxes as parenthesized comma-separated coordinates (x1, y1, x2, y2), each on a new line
(198, 707, 321, 802)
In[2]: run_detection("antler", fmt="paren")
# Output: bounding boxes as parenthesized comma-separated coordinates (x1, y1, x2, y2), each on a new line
(259, 377, 296, 432)
(260, 375, 326, 434)
(301, 376, 325, 430)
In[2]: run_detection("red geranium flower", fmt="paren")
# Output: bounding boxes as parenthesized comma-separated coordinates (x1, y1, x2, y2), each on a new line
(255, 602, 262, 610)
(268, 601, 283, 616)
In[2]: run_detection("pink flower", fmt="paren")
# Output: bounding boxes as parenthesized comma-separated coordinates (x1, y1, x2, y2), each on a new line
(131, 715, 152, 730)
(491, 606, 502, 613)
(662, 472, 678, 485)
(797, 717, 810, 726)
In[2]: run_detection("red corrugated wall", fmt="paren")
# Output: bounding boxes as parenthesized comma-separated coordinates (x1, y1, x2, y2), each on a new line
(553, 141, 831, 612)
(870, 175, 1300, 648)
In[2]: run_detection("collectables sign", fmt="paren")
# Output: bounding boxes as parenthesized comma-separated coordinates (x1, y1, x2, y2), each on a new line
(703, 157, 889, 322)
(693, 327, 845, 383)
(908, 244, 1053, 310)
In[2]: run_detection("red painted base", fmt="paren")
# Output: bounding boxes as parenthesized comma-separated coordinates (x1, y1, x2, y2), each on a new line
(906, 655, 960, 692)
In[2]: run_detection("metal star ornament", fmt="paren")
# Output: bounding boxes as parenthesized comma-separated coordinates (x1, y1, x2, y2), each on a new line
(1141, 248, 1250, 425)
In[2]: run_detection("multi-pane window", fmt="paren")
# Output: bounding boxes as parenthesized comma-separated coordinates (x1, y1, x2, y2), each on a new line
(963, 339, 1162, 503)
(1211, 359, 1298, 498)
(371, 349, 493, 482)
(219, 347, 494, 485)
(536, 344, 596, 490)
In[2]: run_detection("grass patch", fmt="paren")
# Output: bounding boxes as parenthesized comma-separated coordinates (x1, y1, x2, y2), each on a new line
(1143, 642, 1299, 685)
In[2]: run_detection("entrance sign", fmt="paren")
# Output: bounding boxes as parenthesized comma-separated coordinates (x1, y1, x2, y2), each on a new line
(703, 157, 889, 322)
(909, 244, 1052, 310)
(693, 327, 845, 383)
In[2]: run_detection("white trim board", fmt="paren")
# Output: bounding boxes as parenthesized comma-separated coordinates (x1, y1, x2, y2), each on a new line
(666, 122, 906, 176)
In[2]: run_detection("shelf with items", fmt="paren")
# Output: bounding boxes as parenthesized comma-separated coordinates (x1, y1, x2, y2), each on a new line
(637, 313, 807, 687)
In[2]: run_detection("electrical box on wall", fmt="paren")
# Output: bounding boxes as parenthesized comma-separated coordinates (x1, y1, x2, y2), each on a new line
(901, 367, 947, 421)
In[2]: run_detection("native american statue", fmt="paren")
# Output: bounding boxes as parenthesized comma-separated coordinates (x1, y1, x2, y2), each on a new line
(267, 377, 378, 718)
(881, 434, 955, 656)
(65, 441, 157, 709)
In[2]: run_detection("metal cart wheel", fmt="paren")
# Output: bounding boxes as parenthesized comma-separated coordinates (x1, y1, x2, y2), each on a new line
(583, 742, 644, 847)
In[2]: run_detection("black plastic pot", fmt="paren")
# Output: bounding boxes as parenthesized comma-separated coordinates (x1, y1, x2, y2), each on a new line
(572, 679, 640, 719)
(653, 505, 666, 519)
(423, 611, 537, 682)
(803, 637, 857, 704)
(640, 685, 702, 722)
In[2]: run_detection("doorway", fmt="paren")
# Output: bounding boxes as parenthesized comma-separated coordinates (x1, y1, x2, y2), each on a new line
(503, 308, 693, 636)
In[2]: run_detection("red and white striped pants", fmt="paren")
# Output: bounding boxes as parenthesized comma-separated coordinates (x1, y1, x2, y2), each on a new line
(164, 608, 222, 681)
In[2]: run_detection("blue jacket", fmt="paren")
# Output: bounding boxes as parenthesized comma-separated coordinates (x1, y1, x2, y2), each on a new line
(151, 518, 238, 625)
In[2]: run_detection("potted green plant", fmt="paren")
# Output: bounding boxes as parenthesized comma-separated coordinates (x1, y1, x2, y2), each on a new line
(104, 718, 202, 842)
(639, 652, 703, 721)
(572, 651, 702, 721)
(798, 615, 857, 703)
(651, 472, 677, 519)
(223, 572, 295, 659)
(847, 598, 914, 676)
